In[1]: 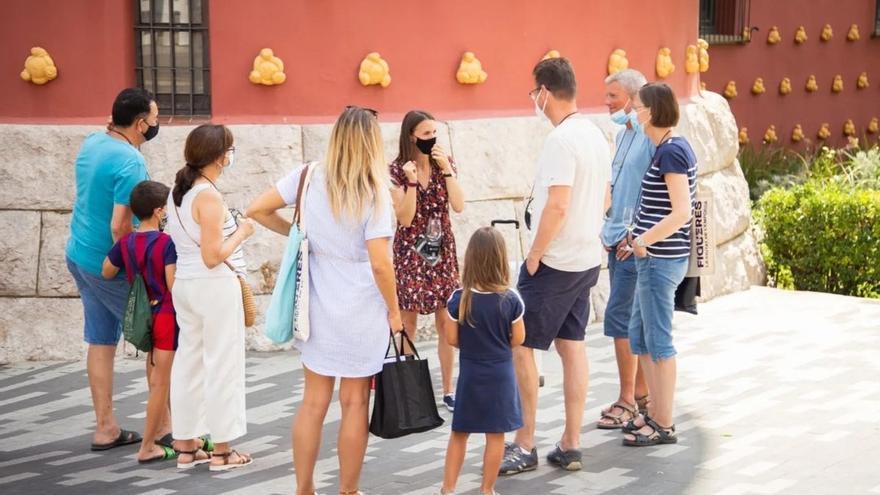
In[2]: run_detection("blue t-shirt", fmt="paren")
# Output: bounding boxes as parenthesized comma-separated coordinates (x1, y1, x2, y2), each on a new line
(66, 132, 149, 275)
(446, 288, 525, 362)
(601, 128, 655, 247)
(633, 137, 698, 258)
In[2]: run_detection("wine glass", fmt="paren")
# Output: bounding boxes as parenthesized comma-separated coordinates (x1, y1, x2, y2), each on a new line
(426, 217, 442, 242)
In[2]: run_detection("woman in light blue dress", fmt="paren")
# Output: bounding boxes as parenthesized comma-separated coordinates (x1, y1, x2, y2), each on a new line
(248, 107, 403, 495)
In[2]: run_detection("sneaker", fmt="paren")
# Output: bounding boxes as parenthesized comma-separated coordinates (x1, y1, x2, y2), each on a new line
(443, 394, 455, 412)
(546, 443, 583, 471)
(499, 443, 538, 475)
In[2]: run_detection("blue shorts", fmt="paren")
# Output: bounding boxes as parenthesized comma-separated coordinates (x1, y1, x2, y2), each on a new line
(628, 256, 688, 361)
(604, 251, 637, 339)
(517, 261, 600, 351)
(66, 256, 129, 345)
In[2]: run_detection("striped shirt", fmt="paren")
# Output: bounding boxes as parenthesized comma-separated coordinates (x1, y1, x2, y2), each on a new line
(633, 137, 698, 258)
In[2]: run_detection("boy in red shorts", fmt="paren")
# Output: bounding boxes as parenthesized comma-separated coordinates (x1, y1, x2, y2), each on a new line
(103, 180, 180, 463)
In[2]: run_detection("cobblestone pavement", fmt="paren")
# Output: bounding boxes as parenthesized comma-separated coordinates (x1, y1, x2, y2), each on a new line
(1, 287, 879, 494)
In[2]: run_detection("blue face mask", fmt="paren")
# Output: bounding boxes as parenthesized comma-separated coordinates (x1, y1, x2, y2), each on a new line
(630, 110, 645, 135)
(609, 99, 631, 125)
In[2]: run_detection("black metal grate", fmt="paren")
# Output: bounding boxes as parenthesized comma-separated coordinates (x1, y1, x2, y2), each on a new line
(134, 0, 211, 117)
(875, 0, 880, 36)
(699, 0, 751, 45)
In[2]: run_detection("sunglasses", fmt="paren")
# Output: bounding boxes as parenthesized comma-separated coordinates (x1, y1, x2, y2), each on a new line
(345, 105, 379, 118)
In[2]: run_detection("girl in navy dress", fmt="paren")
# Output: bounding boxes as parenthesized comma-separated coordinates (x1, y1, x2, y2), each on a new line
(440, 227, 526, 495)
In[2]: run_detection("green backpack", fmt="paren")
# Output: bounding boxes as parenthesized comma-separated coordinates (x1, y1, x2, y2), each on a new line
(122, 236, 153, 353)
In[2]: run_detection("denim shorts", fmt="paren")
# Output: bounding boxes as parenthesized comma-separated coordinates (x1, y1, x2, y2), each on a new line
(517, 261, 600, 350)
(66, 256, 129, 345)
(604, 251, 637, 339)
(628, 255, 688, 361)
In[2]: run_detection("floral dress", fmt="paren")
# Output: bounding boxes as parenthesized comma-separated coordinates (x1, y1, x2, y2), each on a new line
(390, 160, 460, 314)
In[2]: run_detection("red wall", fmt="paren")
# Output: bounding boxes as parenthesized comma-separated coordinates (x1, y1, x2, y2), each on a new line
(702, 0, 880, 149)
(1, 0, 698, 123)
(0, 0, 134, 123)
(208, 0, 698, 122)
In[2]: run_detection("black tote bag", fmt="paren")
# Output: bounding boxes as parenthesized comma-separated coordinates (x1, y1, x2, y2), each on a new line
(369, 330, 444, 439)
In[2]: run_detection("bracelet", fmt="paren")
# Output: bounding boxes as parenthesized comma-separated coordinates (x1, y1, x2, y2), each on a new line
(406, 181, 418, 188)
(442, 173, 454, 178)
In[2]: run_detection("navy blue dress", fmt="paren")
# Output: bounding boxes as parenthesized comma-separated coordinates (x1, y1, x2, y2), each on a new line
(447, 289, 525, 433)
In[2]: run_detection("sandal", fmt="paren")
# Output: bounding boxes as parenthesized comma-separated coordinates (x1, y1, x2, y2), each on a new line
(622, 417, 677, 447)
(622, 413, 649, 434)
(177, 448, 211, 469)
(156, 433, 214, 452)
(90, 429, 142, 451)
(597, 401, 637, 429)
(137, 445, 178, 464)
(209, 449, 253, 472)
(636, 395, 650, 415)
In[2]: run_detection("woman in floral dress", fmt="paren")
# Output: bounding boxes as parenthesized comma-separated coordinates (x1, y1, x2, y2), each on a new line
(390, 110, 465, 411)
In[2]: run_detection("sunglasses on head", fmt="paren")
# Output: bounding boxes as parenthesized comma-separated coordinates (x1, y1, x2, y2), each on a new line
(345, 105, 379, 118)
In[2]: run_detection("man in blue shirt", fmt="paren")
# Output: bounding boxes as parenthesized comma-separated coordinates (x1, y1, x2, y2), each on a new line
(65, 87, 158, 450)
(597, 70, 655, 430)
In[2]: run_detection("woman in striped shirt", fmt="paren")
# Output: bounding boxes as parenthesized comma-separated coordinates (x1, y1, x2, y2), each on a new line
(622, 82, 697, 447)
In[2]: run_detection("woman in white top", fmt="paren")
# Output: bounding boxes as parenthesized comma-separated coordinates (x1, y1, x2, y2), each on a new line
(248, 106, 403, 495)
(165, 124, 255, 471)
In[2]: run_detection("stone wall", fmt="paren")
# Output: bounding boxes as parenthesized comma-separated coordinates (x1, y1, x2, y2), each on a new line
(0, 92, 764, 363)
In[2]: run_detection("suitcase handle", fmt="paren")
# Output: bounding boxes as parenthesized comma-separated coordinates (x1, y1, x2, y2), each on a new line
(490, 219, 520, 229)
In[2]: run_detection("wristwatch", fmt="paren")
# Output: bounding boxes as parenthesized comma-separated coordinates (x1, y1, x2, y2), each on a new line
(635, 236, 648, 248)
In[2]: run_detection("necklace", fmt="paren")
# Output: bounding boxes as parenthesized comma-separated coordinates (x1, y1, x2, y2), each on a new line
(199, 174, 219, 190)
(108, 128, 133, 145)
(558, 111, 579, 125)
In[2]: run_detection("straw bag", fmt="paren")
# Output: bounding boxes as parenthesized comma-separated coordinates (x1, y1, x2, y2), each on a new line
(173, 201, 257, 328)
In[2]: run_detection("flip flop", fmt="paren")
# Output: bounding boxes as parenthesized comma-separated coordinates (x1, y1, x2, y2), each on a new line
(137, 445, 178, 464)
(156, 433, 214, 452)
(90, 429, 142, 451)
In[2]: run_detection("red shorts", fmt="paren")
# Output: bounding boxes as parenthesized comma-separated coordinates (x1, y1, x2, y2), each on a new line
(151, 312, 179, 351)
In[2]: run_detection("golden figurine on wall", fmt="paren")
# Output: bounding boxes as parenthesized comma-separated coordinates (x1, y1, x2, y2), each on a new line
(20, 47, 58, 85)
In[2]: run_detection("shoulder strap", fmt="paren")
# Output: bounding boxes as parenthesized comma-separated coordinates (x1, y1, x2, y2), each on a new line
(293, 163, 316, 231)
(172, 189, 238, 275)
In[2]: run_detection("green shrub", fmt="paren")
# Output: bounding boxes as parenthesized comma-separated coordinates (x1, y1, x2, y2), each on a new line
(757, 180, 880, 298)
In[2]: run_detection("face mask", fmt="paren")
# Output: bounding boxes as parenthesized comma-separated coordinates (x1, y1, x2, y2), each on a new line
(630, 110, 645, 135)
(142, 120, 160, 141)
(225, 150, 236, 170)
(415, 137, 436, 155)
(533, 88, 550, 124)
(610, 99, 631, 125)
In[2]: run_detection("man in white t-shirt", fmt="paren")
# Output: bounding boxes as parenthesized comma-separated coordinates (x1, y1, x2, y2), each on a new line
(501, 57, 611, 475)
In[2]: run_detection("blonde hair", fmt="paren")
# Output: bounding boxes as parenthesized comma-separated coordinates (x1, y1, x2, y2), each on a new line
(459, 227, 510, 326)
(325, 107, 389, 221)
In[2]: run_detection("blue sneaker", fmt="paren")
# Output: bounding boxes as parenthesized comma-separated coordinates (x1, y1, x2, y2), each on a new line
(443, 394, 455, 412)
(499, 442, 538, 475)
(546, 443, 583, 471)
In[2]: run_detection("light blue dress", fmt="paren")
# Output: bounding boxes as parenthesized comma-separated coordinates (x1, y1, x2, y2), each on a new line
(276, 164, 396, 377)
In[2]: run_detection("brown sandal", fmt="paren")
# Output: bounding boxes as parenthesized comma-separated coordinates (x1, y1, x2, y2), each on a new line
(597, 401, 637, 429)
(209, 449, 253, 472)
(176, 448, 210, 470)
(636, 395, 650, 415)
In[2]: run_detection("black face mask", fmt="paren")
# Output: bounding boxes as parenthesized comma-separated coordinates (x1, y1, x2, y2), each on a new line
(142, 121, 160, 142)
(415, 137, 436, 155)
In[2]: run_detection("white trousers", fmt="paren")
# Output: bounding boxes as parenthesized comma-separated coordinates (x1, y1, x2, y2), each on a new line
(170, 277, 247, 443)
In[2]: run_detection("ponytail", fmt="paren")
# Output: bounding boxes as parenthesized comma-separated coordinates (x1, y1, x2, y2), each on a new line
(172, 124, 234, 206)
(172, 164, 201, 206)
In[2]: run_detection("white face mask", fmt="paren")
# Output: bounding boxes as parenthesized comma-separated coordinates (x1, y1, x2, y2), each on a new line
(225, 149, 235, 171)
(533, 88, 550, 124)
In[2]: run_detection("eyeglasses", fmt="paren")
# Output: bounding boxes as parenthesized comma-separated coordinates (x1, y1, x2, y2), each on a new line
(528, 87, 542, 99)
(227, 146, 236, 153)
(345, 105, 379, 118)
